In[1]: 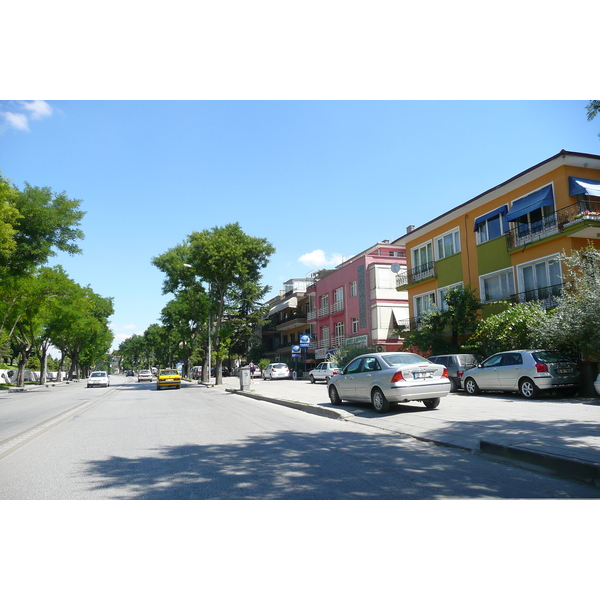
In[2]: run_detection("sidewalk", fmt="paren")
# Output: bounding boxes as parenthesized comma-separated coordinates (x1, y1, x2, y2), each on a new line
(227, 376, 600, 487)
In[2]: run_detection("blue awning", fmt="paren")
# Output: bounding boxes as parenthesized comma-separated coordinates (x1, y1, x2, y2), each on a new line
(506, 185, 554, 222)
(473, 205, 508, 231)
(569, 176, 600, 197)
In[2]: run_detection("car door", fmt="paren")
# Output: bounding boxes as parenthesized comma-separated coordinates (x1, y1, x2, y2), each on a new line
(316, 363, 326, 381)
(474, 353, 504, 390)
(335, 357, 364, 400)
(496, 352, 524, 391)
(353, 356, 382, 400)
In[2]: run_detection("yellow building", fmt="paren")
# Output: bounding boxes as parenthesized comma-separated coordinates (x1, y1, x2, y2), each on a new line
(393, 150, 600, 327)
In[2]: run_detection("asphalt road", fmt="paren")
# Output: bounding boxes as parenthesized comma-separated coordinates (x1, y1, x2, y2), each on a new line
(1, 375, 599, 499)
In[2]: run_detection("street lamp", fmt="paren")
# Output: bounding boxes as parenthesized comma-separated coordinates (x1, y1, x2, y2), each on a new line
(183, 263, 211, 385)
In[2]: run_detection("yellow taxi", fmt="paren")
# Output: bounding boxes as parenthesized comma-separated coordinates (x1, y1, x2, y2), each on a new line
(156, 368, 181, 390)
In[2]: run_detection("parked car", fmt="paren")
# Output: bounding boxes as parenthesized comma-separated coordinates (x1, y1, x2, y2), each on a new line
(126, 370, 134, 377)
(138, 369, 153, 382)
(87, 371, 110, 388)
(211, 366, 230, 377)
(327, 352, 451, 413)
(190, 366, 202, 380)
(156, 368, 181, 390)
(462, 350, 580, 399)
(595, 373, 600, 396)
(309, 361, 341, 384)
(428, 354, 477, 392)
(262, 363, 291, 380)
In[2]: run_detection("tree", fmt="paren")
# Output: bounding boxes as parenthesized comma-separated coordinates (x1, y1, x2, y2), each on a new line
(586, 101, 600, 137)
(467, 302, 548, 358)
(0, 174, 21, 264)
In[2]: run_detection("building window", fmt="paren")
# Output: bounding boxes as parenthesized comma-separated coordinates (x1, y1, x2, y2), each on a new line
(475, 206, 509, 244)
(321, 325, 330, 344)
(480, 269, 515, 303)
(389, 250, 404, 257)
(518, 256, 562, 301)
(334, 321, 345, 345)
(435, 228, 460, 260)
(332, 287, 344, 313)
(414, 291, 436, 319)
(411, 241, 434, 281)
(318, 294, 329, 317)
(437, 283, 462, 311)
(350, 280, 357, 297)
(351, 317, 359, 333)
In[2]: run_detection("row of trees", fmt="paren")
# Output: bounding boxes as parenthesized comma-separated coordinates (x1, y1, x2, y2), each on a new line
(118, 223, 275, 384)
(0, 174, 114, 385)
(398, 244, 600, 392)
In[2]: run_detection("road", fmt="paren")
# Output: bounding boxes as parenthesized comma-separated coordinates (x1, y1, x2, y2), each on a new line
(1, 374, 599, 499)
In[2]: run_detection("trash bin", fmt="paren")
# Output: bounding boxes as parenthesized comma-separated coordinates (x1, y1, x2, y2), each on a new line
(239, 366, 251, 390)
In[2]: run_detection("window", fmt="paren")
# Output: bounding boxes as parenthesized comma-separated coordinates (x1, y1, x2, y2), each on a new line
(411, 241, 434, 281)
(321, 326, 330, 343)
(318, 294, 329, 317)
(351, 317, 359, 334)
(438, 283, 462, 311)
(513, 205, 555, 239)
(335, 321, 344, 341)
(435, 228, 460, 260)
(389, 251, 404, 257)
(480, 269, 515, 303)
(475, 206, 508, 244)
(518, 256, 562, 302)
(350, 280, 357, 297)
(332, 287, 344, 312)
(414, 292, 436, 319)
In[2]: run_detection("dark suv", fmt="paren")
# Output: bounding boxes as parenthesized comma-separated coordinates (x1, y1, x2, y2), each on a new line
(428, 354, 478, 392)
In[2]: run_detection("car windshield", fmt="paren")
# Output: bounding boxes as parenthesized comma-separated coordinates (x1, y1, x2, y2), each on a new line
(533, 351, 572, 363)
(161, 370, 178, 376)
(381, 354, 431, 367)
(90, 372, 106, 377)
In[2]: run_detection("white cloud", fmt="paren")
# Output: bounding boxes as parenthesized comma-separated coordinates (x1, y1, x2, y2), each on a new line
(2, 111, 29, 131)
(21, 100, 53, 120)
(1, 100, 52, 132)
(298, 249, 345, 269)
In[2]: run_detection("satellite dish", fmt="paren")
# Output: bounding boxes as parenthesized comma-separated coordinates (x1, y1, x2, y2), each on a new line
(391, 263, 401, 273)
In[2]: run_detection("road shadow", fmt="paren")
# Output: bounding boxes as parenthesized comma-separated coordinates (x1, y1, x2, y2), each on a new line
(81, 426, 600, 500)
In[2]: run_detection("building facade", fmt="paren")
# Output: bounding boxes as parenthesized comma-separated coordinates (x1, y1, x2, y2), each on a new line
(393, 150, 600, 327)
(306, 241, 409, 362)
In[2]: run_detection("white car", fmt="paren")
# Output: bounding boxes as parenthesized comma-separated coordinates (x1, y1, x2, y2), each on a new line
(594, 374, 600, 396)
(138, 370, 153, 382)
(262, 363, 291, 380)
(309, 361, 341, 384)
(87, 371, 110, 388)
(327, 352, 450, 413)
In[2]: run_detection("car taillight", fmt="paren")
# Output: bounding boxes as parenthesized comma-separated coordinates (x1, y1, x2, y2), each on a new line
(391, 371, 405, 383)
(457, 370, 463, 378)
(535, 362, 549, 373)
(443, 367, 449, 378)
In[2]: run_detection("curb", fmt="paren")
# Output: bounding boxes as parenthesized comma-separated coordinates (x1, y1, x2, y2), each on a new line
(227, 389, 351, 420)
(479, 440, 600, 487)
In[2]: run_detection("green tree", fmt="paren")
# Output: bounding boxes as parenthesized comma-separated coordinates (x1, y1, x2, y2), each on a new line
(468, 302, 548, 358)
(443, 286, 482, 350)
(0, 174, 21, 264)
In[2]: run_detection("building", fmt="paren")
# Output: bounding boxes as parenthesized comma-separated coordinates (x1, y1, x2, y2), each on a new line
(261, 278, 313, 369)
(306, 241, 409, 363)
(393, 150, 600, 328)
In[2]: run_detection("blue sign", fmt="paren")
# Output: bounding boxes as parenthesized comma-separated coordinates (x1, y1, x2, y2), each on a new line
(299, 335, 310, 347)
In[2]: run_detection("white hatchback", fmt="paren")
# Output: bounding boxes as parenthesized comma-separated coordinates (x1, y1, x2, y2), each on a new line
(262, 363, 291, 380)
(87, 371, 110, 388)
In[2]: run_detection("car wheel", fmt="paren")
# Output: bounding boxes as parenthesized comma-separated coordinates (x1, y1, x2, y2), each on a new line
(329, 385, 342, 406)
(371, 388, 390, 413)
(519, 378, 539, 399)
(464, 377, 480, 395)
(423, 398, 441, 409)
(310, 375, 315, 384)
(449, 378, 458, 393)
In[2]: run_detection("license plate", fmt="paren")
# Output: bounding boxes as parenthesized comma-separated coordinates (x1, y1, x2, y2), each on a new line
(556, 369, 571, 374)
(413, 372, 429, 379)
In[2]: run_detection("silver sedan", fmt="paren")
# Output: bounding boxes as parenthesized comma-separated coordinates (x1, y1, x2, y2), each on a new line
(327, 352, 451, 413)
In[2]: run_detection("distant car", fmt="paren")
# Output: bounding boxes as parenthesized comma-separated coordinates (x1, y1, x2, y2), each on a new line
(138, 369, 153, 382)
(428, 354, 477, 392)
(309, 361, 341, 384)
(462, 350, 580, 399)
(87, 371, 110, 388)
(190, 366, 202, 380)
(126, 370, 134, 377)
(262, 363, 291, 380)
(211, 366, 230, 377)
(595, 374, 600, 396)
(156, 368, 181, 390)
(327, 352, 450, 413)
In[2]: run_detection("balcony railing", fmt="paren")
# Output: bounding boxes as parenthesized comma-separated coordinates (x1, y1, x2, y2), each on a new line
(331, 300, 344, 313)
(396, 261, 436, 288)
(317, 306, 330, 318)
(512, 282, 564, 309)
(316, 335, 345, 349)
(507, 200, 600, 250)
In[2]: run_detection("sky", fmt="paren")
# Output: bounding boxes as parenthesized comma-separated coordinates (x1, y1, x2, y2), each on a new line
(2, 100, 599, 350)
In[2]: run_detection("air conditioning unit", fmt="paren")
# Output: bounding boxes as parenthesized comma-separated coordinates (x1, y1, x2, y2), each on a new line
(376, 345, 384, 352)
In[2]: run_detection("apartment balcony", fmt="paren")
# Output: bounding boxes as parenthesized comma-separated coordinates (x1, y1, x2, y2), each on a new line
(507, 200, 600, 251)
(317, 306, 330, 318)
(307, 310, 316, 321)
(396, 261, 436, 289)
(275, 311, 308, 332)
(331, 300, 344, 314)
(316, 335, 345, 349)
(512, 282, 564, 309)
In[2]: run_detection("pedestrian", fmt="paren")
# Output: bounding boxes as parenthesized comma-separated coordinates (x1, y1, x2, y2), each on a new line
(249, 362, 256, 379)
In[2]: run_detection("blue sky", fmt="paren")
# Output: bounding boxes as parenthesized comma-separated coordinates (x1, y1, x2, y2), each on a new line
(1, 100, 599, 349)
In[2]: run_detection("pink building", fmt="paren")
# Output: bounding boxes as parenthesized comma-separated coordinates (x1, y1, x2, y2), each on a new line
(306, 241, 408, 362)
